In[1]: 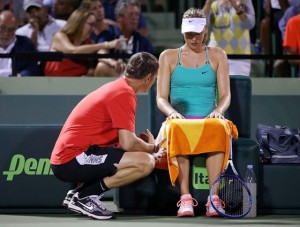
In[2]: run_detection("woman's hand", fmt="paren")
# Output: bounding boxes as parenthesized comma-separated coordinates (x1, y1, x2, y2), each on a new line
(167, 112, 184, 120)
(206, 109, 225, 119)
(152, 146, 167, 162)
(152, 136, 167, 162)
(108, 37, 127, 49)
(230, 0, 243, 12)
(154, 136, 167, 152)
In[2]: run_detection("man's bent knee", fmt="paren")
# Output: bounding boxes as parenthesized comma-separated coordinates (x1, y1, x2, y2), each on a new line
(138, 153, 155, 176)
(120, 152, 155, 175)
(128, 153, 155, 177)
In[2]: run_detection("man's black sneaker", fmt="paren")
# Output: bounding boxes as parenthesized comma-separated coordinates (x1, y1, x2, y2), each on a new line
(68, 192, 114, 219)
(62, 190, 75, 207)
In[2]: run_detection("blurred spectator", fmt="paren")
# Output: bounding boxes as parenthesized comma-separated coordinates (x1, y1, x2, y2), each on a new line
(43, 0, 82, 21)
(270, 0, 286, 54)
(278, 0, 298, 11)
(134, 0, 165, 12)
(44, 8, 123, 77)
(16, 0, 66, 51)
(0, 0, 25, 26)
(82, 0, 115, 43)
(0, 10, 38, 77)
(94, 0, 154, 77)
(151, 0, 165, 12)
(101, 0, 149, 37)
(43, 0, 54, 12)
(260, 0, 297, 77)
(279, 2, 300, 40)
(139, 0, 147, 12)
(260, 0, 271, 54)
(283, 13, 300, 77)
(260, 0, 297, 55)
(203, 0, 255, 76)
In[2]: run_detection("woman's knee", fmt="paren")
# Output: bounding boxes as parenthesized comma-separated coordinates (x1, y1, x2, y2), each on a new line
(94, 62, 117, 77)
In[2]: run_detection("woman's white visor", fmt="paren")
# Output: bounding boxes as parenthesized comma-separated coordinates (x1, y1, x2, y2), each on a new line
(181, 18, 206, 34)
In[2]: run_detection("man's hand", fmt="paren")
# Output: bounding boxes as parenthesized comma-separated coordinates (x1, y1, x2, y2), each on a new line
(29, 18, 39, 31)
(138, 129, 155, 144)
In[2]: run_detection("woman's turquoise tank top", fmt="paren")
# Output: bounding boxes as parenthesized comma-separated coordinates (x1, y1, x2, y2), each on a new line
(170, 47, 217, 117)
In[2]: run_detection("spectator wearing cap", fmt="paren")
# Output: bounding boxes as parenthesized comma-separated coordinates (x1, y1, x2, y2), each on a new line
(0, 10, 38, 77)
(16, 0, 66, 51)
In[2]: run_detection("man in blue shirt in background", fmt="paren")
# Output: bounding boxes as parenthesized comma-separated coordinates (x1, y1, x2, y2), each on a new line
(94, 0, 154, 77)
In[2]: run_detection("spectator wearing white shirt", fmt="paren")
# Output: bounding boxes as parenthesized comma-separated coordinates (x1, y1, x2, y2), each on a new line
(16, 0, 66, 51)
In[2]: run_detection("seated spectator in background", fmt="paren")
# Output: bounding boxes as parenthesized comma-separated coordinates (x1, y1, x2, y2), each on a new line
(202, 0, 255, 77)
(44, 8, 124, 77)
(260, 0, 297, 55)
(82, 0, 121, 77)
(101, 0, 149, 37)
(0, 10, 38, 77)
(259, 0, 271, 55)
(82, 0, 115, 43)
(0, 0, 26, 26)
(95, 0, 154, 77)
(260, 0, 298, 77)
(283, 13, 300, 77)
(44, 0, 82, 21)
(16, 0, 66, 51)
(279, 2, 300, 40)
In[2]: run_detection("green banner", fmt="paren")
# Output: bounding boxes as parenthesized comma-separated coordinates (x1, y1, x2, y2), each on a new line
(192, 156, 209, 190)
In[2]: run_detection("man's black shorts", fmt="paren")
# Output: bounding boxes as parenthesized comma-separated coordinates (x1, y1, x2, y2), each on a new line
(51, 145, 125, 183)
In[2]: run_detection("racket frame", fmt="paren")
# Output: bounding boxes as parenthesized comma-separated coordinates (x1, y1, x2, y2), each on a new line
(209, 136, 253, 218)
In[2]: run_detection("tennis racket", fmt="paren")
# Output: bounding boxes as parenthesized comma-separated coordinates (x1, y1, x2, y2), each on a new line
(209, 136, 252, 218)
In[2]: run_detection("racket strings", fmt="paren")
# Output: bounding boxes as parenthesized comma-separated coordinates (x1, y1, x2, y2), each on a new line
(217, 176, 250, 216)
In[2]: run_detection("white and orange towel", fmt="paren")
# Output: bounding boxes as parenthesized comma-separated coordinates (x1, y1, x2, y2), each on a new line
(155, 118, 238, 186)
